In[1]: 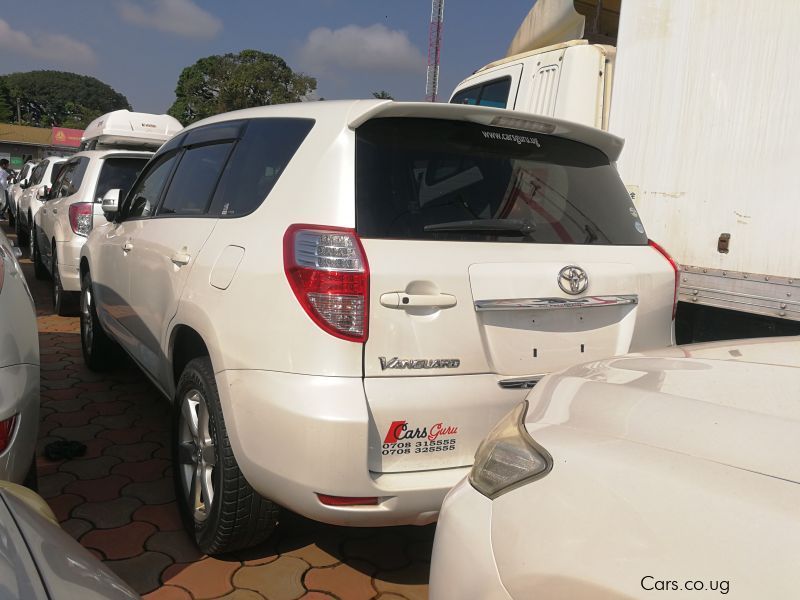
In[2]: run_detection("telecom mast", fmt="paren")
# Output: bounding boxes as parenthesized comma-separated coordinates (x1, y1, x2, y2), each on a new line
(425, 0, 445, 102)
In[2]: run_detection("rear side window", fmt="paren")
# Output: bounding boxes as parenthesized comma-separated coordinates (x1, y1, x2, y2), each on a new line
(51, 158, 88, 197)
(450, 77, 511, 109)
(95, 157, 148, 201)
(355, 118, 647, 245)
(209, 118, 314, 217)
(159, 142, 233, 216)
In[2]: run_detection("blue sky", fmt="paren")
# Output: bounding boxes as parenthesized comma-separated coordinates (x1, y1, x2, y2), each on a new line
(0, 0, 535, 115)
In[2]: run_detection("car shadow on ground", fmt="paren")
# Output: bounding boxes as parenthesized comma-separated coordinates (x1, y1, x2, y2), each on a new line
(6, 220, 434, 599)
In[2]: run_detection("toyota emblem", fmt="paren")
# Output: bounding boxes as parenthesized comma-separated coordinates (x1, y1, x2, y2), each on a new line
(558, 265, 589, 295)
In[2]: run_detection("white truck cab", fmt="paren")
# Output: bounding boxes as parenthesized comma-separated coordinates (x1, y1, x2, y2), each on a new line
(451, 39, 614, 131)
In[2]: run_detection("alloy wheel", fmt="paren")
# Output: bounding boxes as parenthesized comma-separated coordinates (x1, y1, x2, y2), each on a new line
(177, 390, 217, 523)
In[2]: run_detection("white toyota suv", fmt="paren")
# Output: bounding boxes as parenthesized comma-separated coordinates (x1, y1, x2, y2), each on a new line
(34, 111, 182, 315)
(79, 100, 677, 554)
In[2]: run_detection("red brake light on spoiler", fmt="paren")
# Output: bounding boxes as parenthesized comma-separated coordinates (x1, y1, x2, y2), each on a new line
(649, 239, 679, 320)
(283, 224, 370, 343)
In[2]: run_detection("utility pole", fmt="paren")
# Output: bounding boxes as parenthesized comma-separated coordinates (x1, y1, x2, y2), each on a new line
(16, 97, 21, 124)
(425, 0, 445, 102)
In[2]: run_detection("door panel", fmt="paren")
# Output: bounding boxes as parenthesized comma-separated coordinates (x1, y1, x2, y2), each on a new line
(125, 218, 217, 378)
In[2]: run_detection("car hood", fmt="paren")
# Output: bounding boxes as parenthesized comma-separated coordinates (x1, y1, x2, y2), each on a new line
(525, 336, 800, 484)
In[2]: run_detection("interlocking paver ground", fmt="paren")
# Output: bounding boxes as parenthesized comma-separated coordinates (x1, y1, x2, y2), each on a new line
(3, 221, 435, 598)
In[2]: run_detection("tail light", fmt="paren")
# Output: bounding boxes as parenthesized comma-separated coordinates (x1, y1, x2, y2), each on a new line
(649, 239, 679, 319)
(69, 202, 93, 236)
(0, 416, 17, 453)
(284, 224, 370, 342)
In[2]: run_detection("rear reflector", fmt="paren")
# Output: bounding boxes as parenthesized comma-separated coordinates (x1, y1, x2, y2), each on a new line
(69, 202, 93, 237)
(284, 224, 370, 342)
(317, 494, 379, 507)
(0, 416, 17, 453)
(649, 239, 679, 320)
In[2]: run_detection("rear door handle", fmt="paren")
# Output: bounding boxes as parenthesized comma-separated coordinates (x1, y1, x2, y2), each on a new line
(380, 292, 457, 309)
(171, 251, 191, 266)
(122, 241, 133, 252)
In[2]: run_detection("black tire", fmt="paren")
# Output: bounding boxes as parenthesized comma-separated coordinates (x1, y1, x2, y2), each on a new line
(32, 228, 48, 280)
(14, 214, 28, 248)
(22, 455, 37, 492)
(80, 270, 119, 371)
(7, 207, 15, 228)
(174, 357, 279, 555)
(52, 245, 77, 316)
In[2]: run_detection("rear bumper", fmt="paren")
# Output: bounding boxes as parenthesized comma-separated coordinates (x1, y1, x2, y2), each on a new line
(56, 238, 86, 292)
(215, 369, 472, 526)
(0, 364, 40, 483)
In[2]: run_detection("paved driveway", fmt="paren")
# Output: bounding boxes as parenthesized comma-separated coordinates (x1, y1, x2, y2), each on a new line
(3, 222, 434, 599)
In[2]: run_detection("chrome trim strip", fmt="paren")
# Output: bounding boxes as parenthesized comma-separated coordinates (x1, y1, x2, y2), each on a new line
(475, 294, 638, 312)
(498, 376, 543, 390)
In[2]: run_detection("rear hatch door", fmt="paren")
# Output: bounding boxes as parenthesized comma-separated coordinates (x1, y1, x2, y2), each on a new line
(356, 116, 673, 474)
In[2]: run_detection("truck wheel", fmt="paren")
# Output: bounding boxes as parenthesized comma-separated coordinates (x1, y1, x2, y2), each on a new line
(80, 270, 119, 371)
(174, 357, 279, 555)
(32, 229, 47, 280)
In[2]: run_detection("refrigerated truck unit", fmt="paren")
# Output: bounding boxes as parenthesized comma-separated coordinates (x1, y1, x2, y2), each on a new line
(450, 0, 800, 340)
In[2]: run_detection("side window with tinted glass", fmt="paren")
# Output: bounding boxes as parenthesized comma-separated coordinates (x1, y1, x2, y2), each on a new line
(158, 143, 233, 216)
(50, 162, 75, 197)
(53, 158, 89, 197)
(209, 118, 314, 217)
(30, 162, 47, 186)
(450, 77, 510, 109)
(124, 153, 178, 219)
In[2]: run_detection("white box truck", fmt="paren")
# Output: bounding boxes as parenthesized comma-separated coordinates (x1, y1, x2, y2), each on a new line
(451, 0, 800, 342)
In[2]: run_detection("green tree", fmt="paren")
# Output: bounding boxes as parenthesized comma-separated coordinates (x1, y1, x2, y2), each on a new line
(0, 71, 130, 128)
(168, 50, 316, 124)
(371, 90, 394, 100)
(0, 80, 12, 122)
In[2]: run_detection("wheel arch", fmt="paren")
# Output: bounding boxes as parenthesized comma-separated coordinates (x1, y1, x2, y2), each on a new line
(170, 325, 212, 388)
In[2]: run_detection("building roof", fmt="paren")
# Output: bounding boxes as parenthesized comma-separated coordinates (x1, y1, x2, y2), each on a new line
(0, 123, 54, 146)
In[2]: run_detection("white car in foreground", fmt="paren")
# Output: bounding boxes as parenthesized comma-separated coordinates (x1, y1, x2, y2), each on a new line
(430, 336, 800, 600)
(80, 99, 677, 554)
(0, 231, 39, 487)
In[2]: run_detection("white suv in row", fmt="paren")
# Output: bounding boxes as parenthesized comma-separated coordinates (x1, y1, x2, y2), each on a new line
(33, 111, 182, 315)
(79, 100, 677, 554)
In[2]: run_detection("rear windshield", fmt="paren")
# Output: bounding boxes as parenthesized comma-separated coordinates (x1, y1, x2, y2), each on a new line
(355, 118, 647, 245)
(95, 157, 148, 201)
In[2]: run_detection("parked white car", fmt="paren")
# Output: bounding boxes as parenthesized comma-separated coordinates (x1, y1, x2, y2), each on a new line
(34, 110, 182, 315)
(79, 99, 677, 554)
(430, 336, 800, 600)
(15, 157, 67, 249)
(7, 161, 37, 228)
(0, 231, 39, 487)
(0, 481, 138, 599)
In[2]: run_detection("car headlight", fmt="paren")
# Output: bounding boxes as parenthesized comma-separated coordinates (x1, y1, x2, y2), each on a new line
(469, 400, 552, 499)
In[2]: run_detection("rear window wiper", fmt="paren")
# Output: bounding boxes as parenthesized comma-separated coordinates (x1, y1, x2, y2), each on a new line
(424, 218, 536, 236)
